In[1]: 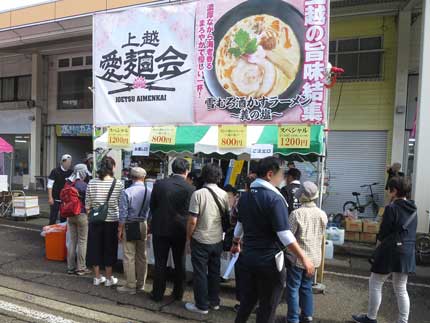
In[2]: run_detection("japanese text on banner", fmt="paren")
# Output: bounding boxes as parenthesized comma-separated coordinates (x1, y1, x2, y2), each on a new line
(194, 0, 329, 125)
(278, 125, 311, 149)
(150, 126, 177, 145)
(108, 126, 130, 148)
(301, 0, 329, 123)
(196, 3, 215, 98)
(218, 125, 247, 148)
(93, 4, 195, 126)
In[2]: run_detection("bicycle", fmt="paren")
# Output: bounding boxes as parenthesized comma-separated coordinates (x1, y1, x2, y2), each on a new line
(343, 182, 380, 218)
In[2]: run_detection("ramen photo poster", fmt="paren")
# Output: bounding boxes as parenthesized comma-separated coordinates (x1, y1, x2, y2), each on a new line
(194, 0, 330, 125)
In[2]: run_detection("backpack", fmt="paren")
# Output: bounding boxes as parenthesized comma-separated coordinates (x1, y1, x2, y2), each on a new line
(60, 181, 82, 218)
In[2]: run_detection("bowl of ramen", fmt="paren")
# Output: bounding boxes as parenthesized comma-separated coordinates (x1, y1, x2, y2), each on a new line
(204, 0, 304, 115)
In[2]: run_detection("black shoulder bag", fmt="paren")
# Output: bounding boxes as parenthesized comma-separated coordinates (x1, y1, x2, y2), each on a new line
(125, 182, 148, 241)
(369, 210, 417, 265)
(248, 190, 297, 268)
(205, 187, 231, 232)
(89, 179, 116, 224)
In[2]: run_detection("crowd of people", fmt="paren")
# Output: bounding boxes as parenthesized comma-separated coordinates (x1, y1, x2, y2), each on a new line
(46, 154, 417, 323)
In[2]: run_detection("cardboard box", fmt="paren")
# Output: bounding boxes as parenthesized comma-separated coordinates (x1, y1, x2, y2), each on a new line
(363, 221, 381, 234)
(345, 218, 363, 232)
(345, 232, 360, 242)
(13, 206, 40, 217)
(360, 232, 377, 243)
(13, 196, 39, 208)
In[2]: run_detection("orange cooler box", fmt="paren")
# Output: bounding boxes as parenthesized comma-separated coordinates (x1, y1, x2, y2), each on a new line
(45, 231, 67, 261)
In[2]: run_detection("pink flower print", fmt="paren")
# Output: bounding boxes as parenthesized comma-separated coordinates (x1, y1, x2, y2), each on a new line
(133, 77, 147, 89)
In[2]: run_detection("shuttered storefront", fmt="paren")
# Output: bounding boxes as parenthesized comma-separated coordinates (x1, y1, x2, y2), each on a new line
(322, 131, 388, 216)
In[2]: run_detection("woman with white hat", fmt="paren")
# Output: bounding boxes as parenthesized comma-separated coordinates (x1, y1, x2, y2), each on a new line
(65, 163, 92, 276)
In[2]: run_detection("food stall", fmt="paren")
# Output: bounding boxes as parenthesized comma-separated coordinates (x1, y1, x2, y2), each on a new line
(91, 0, 330, 280)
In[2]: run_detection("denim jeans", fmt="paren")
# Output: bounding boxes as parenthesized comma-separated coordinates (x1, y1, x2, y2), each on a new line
(190, 239, 222, 311)
(286, 266, 314, 323)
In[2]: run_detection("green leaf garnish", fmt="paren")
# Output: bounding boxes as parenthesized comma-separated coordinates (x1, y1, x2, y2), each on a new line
(228, 47, 243, 58)
(234, 29, 250, 48)
(244, 38, 258, 54)
(228, 29, 258, 58)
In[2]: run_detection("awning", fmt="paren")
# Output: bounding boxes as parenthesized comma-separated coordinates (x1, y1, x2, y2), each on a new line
(94, 125, 324, 159)
(0, 137, 13, 153)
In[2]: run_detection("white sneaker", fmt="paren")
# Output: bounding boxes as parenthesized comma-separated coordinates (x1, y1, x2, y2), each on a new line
(185, 303, 209, 315)
(93, 276, 106, 286)
(105, 276, 118, 287)
(116, 285, 136, 295)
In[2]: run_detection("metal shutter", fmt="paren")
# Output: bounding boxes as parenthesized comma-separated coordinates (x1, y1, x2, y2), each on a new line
(322, 131, 388, 217)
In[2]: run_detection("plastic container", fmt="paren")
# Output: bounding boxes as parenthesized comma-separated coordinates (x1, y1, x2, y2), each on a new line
(325, 240, 334, 260)
(45, 230, 67, 261)
(326, 227, 345, 246)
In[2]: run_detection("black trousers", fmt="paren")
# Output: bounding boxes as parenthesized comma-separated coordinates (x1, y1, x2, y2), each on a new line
(191, 239, 223, 311)
(235, 260, 286, 323)
(49, 201, 66, 225)
(151, 234, 186, 300)
(235, 254, 243, 302)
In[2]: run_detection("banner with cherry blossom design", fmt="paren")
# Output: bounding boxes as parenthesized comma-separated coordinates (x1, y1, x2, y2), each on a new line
(93, 3, 196, 126)
(194, 0, 329, 125)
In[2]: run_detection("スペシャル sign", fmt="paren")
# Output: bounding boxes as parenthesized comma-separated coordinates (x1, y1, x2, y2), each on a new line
(278, 125, 311, 148)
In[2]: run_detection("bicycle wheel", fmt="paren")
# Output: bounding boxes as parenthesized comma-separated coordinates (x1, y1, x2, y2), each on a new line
(416, 235, 430, 264)
(343, 201, 358, 217)
(371, 202, 380, 217)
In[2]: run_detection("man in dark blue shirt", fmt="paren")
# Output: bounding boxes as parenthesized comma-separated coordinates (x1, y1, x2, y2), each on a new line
(231, 157, 314, 323)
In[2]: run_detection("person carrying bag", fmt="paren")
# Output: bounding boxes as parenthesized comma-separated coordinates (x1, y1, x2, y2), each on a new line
(117, 167, 152, 295)
(88, 179, 116, 223)
(353, 176, 417, 323)
(85, 157, 124, 288)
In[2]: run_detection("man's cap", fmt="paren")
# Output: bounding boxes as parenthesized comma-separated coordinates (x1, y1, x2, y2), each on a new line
(130, 167, 147, 178)
(295, 181, 319, 202)
(61, 154, 72, 162)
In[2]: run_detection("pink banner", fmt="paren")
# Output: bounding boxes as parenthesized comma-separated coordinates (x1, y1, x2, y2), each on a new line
(194, 0, 329, 125)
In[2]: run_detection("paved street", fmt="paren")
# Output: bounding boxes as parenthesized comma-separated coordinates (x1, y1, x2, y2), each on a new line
(0, 218, 429, 323)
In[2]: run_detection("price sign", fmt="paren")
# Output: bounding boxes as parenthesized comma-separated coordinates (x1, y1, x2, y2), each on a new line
(108, 126, 130, 148)
(150, 126, 177, 145)
(218, 125, 246, 148)
(278, 125, 311, 149)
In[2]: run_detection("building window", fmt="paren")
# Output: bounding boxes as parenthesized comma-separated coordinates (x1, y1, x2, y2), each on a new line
(329, 37, 383, 80)
(0, 134, 30, 176)
(0, 75, 31, 102)
(71, 57, 84, 67)
(57, 69, 92, 109)
(58, 58, 70, 68)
